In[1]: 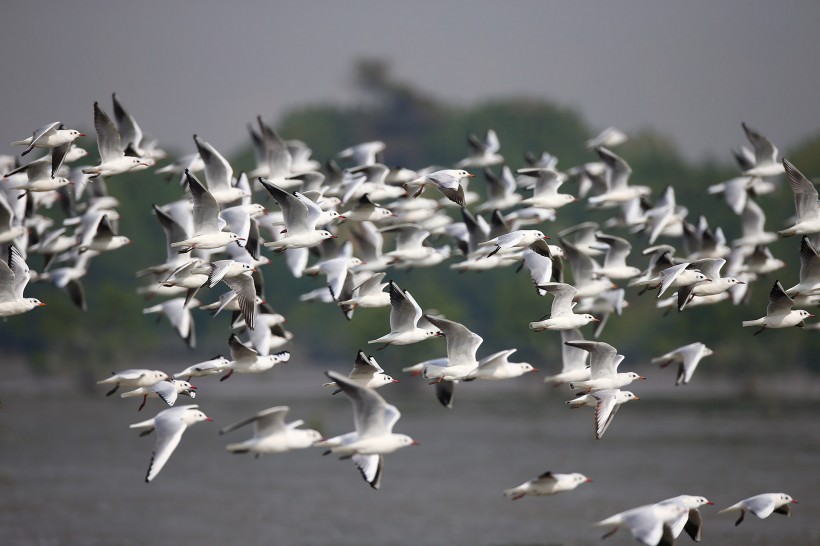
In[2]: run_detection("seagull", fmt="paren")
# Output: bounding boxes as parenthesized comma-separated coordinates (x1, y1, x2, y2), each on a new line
(76, 213, 130, 254)
(478, 229, 550, 258)
(785, 236, 820, 296)
(259, 178, 335, 251)
(588, 147, 651, 207)
(0, 193, 26, 245)
(591, 233, 641, 280)
(719, 492, 797, 526)
(0, 245, 45, 317)
(323, 350, 398, 394)
(323, 370, 418, 489)
(675, 258, 744, 311)
(12, 122, 84, 157)
(410, 169, 473, 206)
(742, 280, 814, 334)
(476, 166, 521, 211)
(529, 282, 599, 331)
(367, 281, 442, 349)
(170, 171, 244, 253)
(129, 405, 212, 482)
(656, 495, 713, 542)
(220, 406, 322, 455)
(422, 315, 483, 382)
(595, 502, 688, 546)
(465, 349, 537, 381)
(652, 342, 714, 385)
(120, 380, 197, 411)
(566, 340, 644, 393)
(518, 167, 576, 210)
(566, 389, 639, 439)
(4, 156, 71, 196)
(740, 122, 785, 178)
(220, 333, 290, 381)
(586, 127, 628, 149)
(654, 262, 710, 299)
(143, 297, 199, 349)
(503, 471, 591, 500)
(543, 329, 591, 386)
(173, 356, 231, 380)
(456, 129, 503, 168)
(82, 102, 149, 178)
(193, 135, 248, 206)
(96, 369, 170, 397)
(337, 140, 385, 166)
(778, 159, 820, 238)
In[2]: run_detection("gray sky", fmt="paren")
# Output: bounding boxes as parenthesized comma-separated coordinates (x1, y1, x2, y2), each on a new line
(3, 0, 819, 162)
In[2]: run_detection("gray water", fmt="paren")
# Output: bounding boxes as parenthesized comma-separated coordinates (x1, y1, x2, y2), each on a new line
(2, 362, 818, 546)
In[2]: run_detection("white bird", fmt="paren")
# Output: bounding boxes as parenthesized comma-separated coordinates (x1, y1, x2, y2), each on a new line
(130, 405, 212, 482)
(97, 369, 170, 397)
(566, 389, 639, 439)
(566, 340, 644, 393)
(654, 262, 710, 299)
(652, 342, 714, 385)
(324, 370, 418, 489)
(586, 127, 628, 149)
(785, 236, 820, 296)
(76, 213, 130, 254)
(719, 492, 797, 526)
(170, 171, 244, 253)
(675, 258, 744, 311)
(778, 160, 820, 238)
(338, 271, 390, 310)
(587, 147, 650, 207)
(422, 316, 483, 382)
(120, 380, 197, 411)
(740, 122, 785, 178)
(82, 102, 149, 178)
(12, 121, 84, 157)
(456, 129, 503, 168)
(221, 333, 290, 381)
(732, 196, 777, 249)
(323, 350, 398, 394)
(410, 169, 473, 206)
(742, 280, 814, 334)
(543, 329, 591, 386)
(595, 502, 688, 546)
(220, 405, 322, 455)
(518, 167, 576, 210)
(656, 495, 713, 542)
(479, 229, 550, 258)
(173, 356, 231, 380)
(259, 178, 335, 251)
(0, 193, 26, 245)
(591, 233, 641, 280)
(143, 297, 199, 349)
(503, 471, 591, 500)
(0, 246, 45, 317)
(529, 282, 599, 331)
(368, 281, 442, 349)
(465, 349, 537, 381)
(193, 134, 248, 206)
(477, 166, 522, 211)
(337, 140, 385, 166)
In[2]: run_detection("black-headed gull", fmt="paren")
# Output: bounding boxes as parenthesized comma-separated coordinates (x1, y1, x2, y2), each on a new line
(259, 178, 336, 251)
(455, 129, 503, 168)
(675, 258, 744, 311)
(503, 471, 591, 500)
(173, 355, 231, 380)
(12, 121, 84, 157)
(170, 171, 244, 253)
(323, 350, 398, 394)
(410, 169, 473, 206)
(220, 333, 290, 381)
(465, 349, 537, 381)
(324, 370, 418, 489)
(220, 405, 321, 455)
(588, 147, 650, 207)
(740, 122, 784, 178)
(543, 329, 591, 386)
(337, 140, 385, 167)
(97, 369, 169, 396)
(785, 236, 820, 296)
(0, 246, 45, 317)
(591, 233, 641, 280)
(595, 502, 688, 546)
(477, 166, 521, 211)
(4, 156, 71, 196)
(529, 282, 599, 331)
(82, 102, 149, 178)
(130, 404, 212, 482)
(778, 160, 820, 238)
(421, 315, 482, 382)
(586, 127, 628, 149)
(652, 342, 713, 385)
(719, 492, 797, 526)
(656, 495, 713, 542)
(478, 229, 550, 258)
(566, 340, 644, 393)
(368, 281, 442, 349)
(193, 135, 248, 206)
(566, 389, 639, 439)
(519, 167, 576, 210)
(121, 379, 197, 411)
(142, 297, 199, 349)
(742, 280, 814, 334)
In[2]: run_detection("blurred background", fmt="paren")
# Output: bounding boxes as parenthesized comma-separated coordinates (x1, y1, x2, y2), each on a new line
(2, 2, 819, 545)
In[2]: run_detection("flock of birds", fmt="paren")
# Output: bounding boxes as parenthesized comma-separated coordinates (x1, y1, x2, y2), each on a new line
(4, 95, 816, 545)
